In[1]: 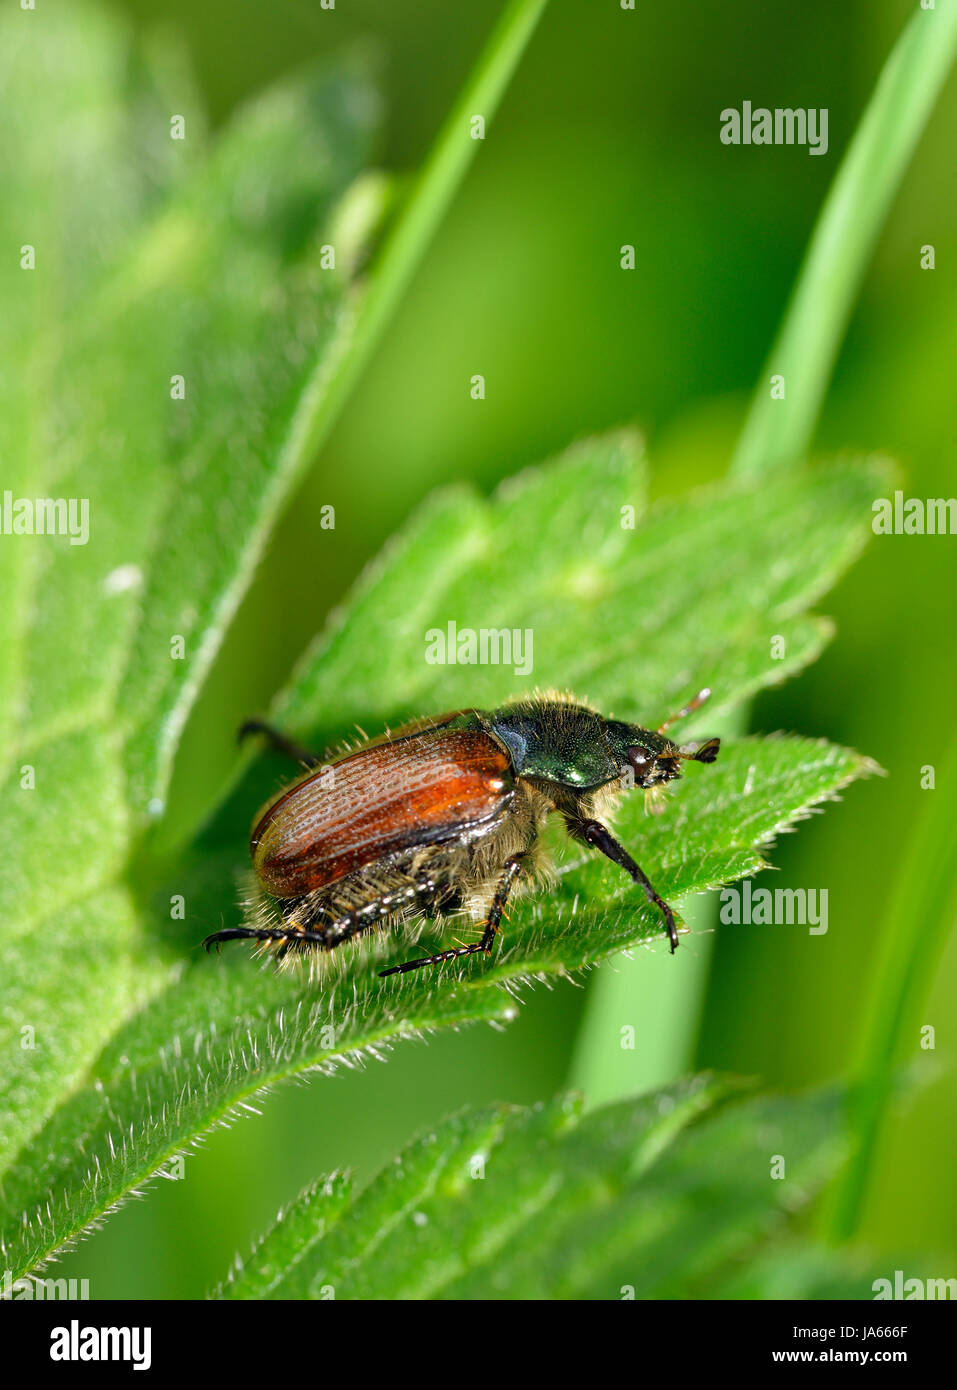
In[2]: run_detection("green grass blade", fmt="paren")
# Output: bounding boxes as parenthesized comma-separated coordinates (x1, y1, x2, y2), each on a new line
(566, 891, 720, 1103)
(732, 1, 957, 478)
(295, 0, 552, 467)
(827, 734, 957, 1240)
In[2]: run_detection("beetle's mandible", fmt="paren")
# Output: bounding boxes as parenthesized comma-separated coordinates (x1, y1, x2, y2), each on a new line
(203, 690, 720, 976)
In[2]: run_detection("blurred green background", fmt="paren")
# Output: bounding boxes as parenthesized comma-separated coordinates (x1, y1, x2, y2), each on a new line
(57, 0, 957, 1296)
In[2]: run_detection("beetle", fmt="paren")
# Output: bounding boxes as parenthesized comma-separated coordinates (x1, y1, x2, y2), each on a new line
(203, 689, 720, 976)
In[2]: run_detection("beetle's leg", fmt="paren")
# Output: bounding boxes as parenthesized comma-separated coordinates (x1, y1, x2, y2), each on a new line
(564, 816, 680, 952)
(206, 879, 450, 963)
(379, 855, 525, 977)
(203, 922, 332, 953)
(238, 719, 322, 769)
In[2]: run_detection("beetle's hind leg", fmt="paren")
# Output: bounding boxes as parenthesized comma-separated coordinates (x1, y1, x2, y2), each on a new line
(238, 719, 322, 769)
(203, 900, 346, 956)
(379, 855, 525, 978)
(205, 880, 423, 965)
(203, 920, 332, 958)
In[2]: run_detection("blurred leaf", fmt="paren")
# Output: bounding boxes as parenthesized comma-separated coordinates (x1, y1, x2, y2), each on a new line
(1, 434, 878, 1279)
(708, 1242, 882, 1301)
(214, 1079, 851, 1300)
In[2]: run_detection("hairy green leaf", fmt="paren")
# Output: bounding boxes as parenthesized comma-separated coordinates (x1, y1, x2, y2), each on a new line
(214, 1080, 851, 1300)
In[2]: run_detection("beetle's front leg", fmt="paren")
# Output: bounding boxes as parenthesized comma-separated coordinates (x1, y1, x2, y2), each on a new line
(238, 719, 322, 769)
(563, 815, 680, 952)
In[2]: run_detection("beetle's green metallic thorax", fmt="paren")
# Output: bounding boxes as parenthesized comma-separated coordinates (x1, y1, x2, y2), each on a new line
(436, 698, 687, 796)
(483, 700, 622, 791)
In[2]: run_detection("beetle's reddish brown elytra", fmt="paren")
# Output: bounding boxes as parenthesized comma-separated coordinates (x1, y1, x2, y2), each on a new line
(203, 690, 720, 976)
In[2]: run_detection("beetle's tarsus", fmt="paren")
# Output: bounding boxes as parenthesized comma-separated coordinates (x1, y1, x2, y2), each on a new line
(379, 940, 490, 977)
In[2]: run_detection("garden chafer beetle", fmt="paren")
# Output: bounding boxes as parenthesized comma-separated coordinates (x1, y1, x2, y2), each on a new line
(204, 689, 719, 975)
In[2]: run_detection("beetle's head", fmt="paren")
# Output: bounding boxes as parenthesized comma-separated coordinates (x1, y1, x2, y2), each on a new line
(626, 730, 720, 787)
(604, 721, 720, 790)
(604, 687, 720, 793)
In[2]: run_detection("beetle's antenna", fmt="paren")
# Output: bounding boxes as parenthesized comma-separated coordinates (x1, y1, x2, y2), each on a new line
(657, 687, 711, 733)
(678, 737, 721, 764)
